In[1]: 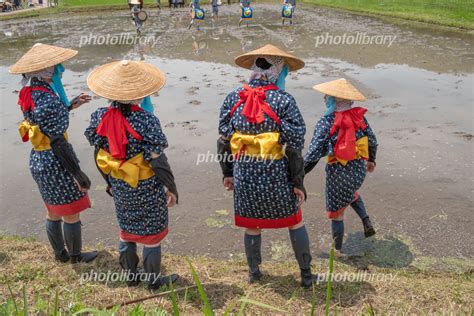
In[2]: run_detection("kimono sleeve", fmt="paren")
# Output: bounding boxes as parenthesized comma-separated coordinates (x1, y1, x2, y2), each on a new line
(278, 93, 306, 150)
(304, 115, 333, 162)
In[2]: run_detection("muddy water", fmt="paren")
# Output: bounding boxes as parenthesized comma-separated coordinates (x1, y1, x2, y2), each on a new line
(0, 4, 473, 261)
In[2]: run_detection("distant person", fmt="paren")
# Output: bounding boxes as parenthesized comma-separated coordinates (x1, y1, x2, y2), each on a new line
(9, 43, 97, 264)
(211, 0, 218, 20)
(188, 0, 205, 30)
(239, 0, 252, 27)
(156, 0, 161, 9)
(304, 78, 378, 257)
(85, 60, 179, 290)
(130, 0, 145, 34)
(282, 0, 295, 25)
(218, 44, 318, 288)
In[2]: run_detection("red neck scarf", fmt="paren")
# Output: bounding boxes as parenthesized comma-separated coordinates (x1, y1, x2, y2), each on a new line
(18, 86, 53, 112)
(329, 107, 367, 161)
(230, 84, 281, 125)
(96, 105, 143, 160)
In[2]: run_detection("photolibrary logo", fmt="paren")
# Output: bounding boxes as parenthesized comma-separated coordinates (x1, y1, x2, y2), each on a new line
(315, 32, 397, 47)
(79, 33, 160, 48)
(79, 269, 160, 285)
(195, 151, 279, 166)
(315, 271, 397, 285)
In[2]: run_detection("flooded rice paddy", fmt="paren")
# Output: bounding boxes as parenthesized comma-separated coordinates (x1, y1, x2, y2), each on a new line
(0, 4, 473, 263)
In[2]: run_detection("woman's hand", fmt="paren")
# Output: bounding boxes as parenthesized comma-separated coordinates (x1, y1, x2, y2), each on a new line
(223, 177, 234, 191)
(367, 162, 376, 173)
(294, 187, 305, 208)
(70, 93, 92, 110)
(166, 191, 177, 207)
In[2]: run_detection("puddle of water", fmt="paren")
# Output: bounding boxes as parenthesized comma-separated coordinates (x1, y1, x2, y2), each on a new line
(0, 4, 473, 259)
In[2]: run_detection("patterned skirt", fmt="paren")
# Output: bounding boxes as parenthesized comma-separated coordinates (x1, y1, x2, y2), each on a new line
(29, 150, 90, 216)
(233, 158, 301, 229)
(325, 159, 366, 218)
(110, 176, 169, 245)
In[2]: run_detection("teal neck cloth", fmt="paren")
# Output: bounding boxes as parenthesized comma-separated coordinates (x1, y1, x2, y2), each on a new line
(275, 64, 289, 91)
(50, 64, 70, 107)
(324, 96, 336, 116)
(140, 96, 154, 113)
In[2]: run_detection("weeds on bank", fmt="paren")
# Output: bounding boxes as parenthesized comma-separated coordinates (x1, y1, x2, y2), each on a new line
(1, 253, 338, 315)
(1, 235, 473, 314)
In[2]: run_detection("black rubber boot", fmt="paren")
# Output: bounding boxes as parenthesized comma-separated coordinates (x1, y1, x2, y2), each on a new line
(63, 221, 98, 264)
(289, 226, 318, 288)
(244, 233, 263, 283)
(351, 196, 376, 237)
(143, 245, 179, 290)
(45, 219, 70, 263)
(362, 217, 376, 238)
(119, 241, 140, 286)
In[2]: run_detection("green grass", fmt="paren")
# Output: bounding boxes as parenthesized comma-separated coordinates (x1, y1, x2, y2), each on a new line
(302, 0, 474, 29)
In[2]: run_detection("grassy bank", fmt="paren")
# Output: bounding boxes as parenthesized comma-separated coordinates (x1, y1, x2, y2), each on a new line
(0, 235, 473, 314)
(303, 0, 474, 29)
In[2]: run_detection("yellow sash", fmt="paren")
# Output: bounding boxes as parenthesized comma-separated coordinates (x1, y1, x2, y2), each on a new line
(327, 136, 369, 166)
(96, 149, 155, 188)
(18, 120, 68, 151)
(230, 131, 285, 160)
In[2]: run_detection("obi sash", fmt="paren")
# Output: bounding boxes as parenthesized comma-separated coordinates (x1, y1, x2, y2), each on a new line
(18, 120, 68, 151)
(230, 131, 284, 160)
(327, 136, 368, 165)
(96, 149, 154, 188)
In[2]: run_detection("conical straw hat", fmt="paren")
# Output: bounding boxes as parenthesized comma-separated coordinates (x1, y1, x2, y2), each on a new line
(87, 60, 166, 101)
(313, 78, 366, 101)
(235, 44, 305, 72)
(9, 43, 78, 74)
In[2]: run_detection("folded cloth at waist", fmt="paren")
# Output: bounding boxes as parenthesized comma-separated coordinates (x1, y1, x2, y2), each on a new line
(18, 120, 68, 151)
(230, 131, 284, 160)
(96, 148, 154, 188)
(327, 136, 368, 165)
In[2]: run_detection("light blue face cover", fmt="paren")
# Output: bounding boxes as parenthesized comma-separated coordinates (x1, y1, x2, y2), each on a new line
(324, 95, 336, 116)
(275, 64, 289, 90)
(140, 96, 154, 113)
(51, 64, 70, 107)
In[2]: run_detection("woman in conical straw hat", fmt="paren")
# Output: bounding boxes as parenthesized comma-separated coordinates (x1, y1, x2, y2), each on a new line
(304, 78, 378, 257)
(218, 44, 317, 288)
(85, 60, 179, 290)
(9, 43, 97, 264)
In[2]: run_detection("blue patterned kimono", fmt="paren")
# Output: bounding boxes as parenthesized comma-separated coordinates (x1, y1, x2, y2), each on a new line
(22, 78, 89, 215)
(85, 103, 169, 242)
(304, 111, 377, 216)
(219, 79, 306, 228)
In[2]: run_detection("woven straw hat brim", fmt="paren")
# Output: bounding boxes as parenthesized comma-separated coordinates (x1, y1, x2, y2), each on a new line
(9, 43, 78, 74)
(313, 78, 366, 101)
(87, 60, 166, 101)
(235, 44, 305, 72)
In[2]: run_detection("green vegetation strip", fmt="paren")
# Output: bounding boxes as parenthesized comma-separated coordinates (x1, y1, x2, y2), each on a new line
(302, 0, 474, 29)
